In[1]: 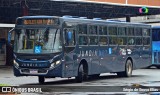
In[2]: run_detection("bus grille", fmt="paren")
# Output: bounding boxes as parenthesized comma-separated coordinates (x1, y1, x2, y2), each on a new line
(20, 69, 48, 74)
(20, 63, 49, 68)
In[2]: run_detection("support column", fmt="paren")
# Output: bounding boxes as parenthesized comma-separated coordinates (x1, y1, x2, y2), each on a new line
(126, 15, 130, 22)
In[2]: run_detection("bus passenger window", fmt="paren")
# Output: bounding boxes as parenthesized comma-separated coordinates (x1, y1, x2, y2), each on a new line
(143, 29, 150, 36)
(136, 37, 142, 45)
(89, 36, 98, 45)
(109, 37, 117, 45)
(117, 37, 127, 45)
(99, 26, 107, 35)
(128, 28, 134, 36)
(135, 28, 142, 36)
(143, 37, 150, 45)
(108, 26, 117, 35)
(78, 25, 87, 34)
(128, 37, 135, 45)
(99, 36, 107, 45)
(79, 36, 88, 45)
(89, 26, 97, 34)
(118, 27, 126, 35)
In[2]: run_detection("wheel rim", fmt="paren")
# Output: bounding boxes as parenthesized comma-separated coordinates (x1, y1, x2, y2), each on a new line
(79, 65, 84, 77)
(127, 62, 132, 75)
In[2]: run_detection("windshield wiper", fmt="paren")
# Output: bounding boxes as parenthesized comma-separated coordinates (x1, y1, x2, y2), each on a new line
(53, 29, 58, 49)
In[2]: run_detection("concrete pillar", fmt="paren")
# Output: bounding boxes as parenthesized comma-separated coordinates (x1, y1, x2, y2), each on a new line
(126, 15, 130, 22)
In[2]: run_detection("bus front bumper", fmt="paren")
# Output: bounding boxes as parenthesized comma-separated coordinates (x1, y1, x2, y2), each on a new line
(13, 64, 63, 77)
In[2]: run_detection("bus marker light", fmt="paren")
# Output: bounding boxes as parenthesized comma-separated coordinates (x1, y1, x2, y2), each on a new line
(13, 60, 19, 67)
(109, 48, 112, 54)
(65, 65, 68, 68)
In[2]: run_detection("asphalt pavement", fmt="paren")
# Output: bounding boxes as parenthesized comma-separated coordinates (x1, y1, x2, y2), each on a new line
(1, 66, 160, 95)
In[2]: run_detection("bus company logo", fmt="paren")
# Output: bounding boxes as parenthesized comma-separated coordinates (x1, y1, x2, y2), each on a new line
(2, 87, 11, 92)
(21, 63, 47, 67)
(139, 7, 148, 13)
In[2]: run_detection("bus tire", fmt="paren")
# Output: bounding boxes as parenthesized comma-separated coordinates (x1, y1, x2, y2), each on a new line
(156, 65, 160, 69)
(38, 76, 45, 84)
(90, 74, 100, 79)
(76, 64, 84, 83)
(117, 60, 132, 77)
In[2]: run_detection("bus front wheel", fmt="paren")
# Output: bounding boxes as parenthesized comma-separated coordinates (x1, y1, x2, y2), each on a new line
(76, 64, 85, 83)
(117, 60, 133, 77)
(38, 76, 45, 84)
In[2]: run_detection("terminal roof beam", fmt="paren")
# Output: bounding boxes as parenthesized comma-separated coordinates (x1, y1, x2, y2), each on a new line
(0, 0, 160, 23)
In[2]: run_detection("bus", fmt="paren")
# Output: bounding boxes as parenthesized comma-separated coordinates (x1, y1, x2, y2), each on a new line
(8, 16, 152, 84)
(152, 26, 160, 68)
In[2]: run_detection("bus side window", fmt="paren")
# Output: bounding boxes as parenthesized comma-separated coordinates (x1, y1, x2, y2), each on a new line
(64, 29, 75, 46)
(99, 26, 107, 35)
(128, 27, 134, 36)
(135, 28, 142, 36)
(136, 37, 142, 45)
(108, 26, 117, 35)
(89, 36, 98, 45)
(79, 36, 88, 45)
(78, 25, 87, 34)
(99, 36, 108, 45)
(118, 27, 126, 35)
(109, 37, 117, 45)
(117, 37, 127, 45)
(89, 26, 97, 34)
(143, 29, 150, 36)
(128, 37, 135, 45)
(143, 37, 150, 45)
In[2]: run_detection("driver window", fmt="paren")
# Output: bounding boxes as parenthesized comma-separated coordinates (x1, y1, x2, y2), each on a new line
(64, 28, 75, 46)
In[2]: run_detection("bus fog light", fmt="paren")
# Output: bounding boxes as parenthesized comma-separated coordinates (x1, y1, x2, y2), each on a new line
(13, 60, 19, 67)
(50, 63, 55, 68)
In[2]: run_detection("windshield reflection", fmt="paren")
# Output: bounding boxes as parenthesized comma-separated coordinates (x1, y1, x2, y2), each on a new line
(14, 28, 62, 54)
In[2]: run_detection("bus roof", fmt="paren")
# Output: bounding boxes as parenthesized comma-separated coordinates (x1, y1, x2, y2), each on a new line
(18, 16, 151, 27)
(60, 16, 151, 27)
(17, 16, 59, 19)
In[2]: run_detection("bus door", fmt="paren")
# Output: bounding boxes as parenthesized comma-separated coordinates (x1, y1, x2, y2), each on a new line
(63, 28, 77, 77)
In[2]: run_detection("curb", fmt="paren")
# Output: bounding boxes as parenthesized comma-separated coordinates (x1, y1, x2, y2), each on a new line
(0, 65, 12, 69)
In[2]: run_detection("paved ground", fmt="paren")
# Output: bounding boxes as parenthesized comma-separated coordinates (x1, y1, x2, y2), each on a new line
(0, 66, 160, 95)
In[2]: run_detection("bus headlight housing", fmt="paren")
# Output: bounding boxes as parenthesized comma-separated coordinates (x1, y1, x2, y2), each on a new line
(50, 60, 61, 68)
(13, 60, 19, 67)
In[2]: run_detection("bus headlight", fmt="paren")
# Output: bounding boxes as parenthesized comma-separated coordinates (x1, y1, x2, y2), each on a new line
(13, 60, 19, 67)
(55, 60, 60, 65)
(50, 60, 61, 68)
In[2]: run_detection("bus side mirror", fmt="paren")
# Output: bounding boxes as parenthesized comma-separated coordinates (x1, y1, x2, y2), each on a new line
(8, 28, 14, 46)
(8, 32, 11, 44)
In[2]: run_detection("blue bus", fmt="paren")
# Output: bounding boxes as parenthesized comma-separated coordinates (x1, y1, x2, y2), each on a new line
(152, 26, 160, 68)
(8, 16, 152, 83)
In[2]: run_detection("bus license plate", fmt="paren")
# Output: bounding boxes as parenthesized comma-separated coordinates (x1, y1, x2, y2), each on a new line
(30, 69, 38, 74)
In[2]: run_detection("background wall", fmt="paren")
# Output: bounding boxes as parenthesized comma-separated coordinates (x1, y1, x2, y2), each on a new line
(87, 0, 160, 6)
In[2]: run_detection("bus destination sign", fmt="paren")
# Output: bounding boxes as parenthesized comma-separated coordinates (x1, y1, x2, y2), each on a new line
(16, 18, 59, 25)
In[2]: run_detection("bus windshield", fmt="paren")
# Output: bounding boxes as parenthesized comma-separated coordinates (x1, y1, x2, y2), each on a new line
(14, 28, 62, 54)
(152, 29, 160, 41)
